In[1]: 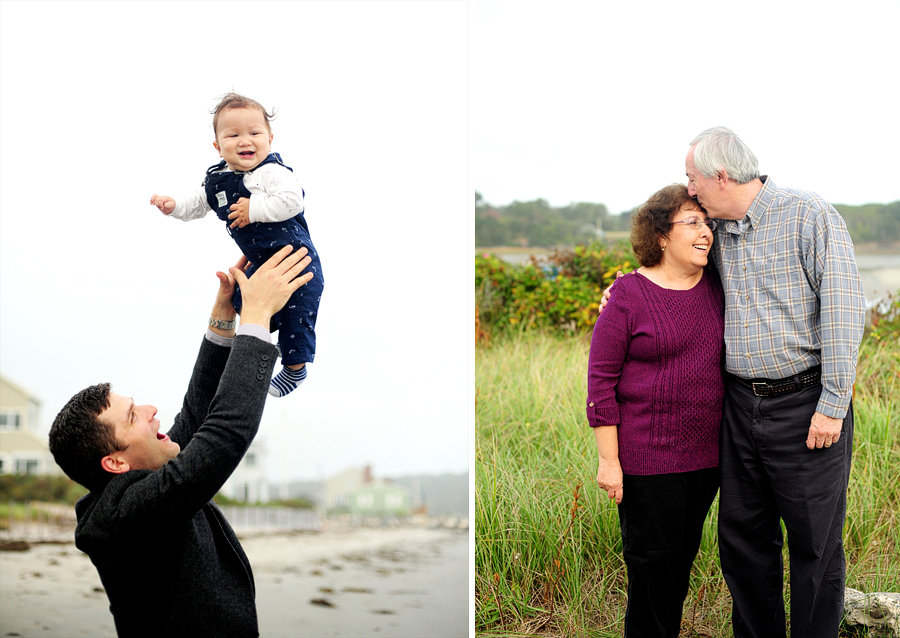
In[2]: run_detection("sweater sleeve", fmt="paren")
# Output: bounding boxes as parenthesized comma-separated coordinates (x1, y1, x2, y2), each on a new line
(166, 336, 233, 447)
(586, 279, 633, 427)
(102, 335, 279, 534)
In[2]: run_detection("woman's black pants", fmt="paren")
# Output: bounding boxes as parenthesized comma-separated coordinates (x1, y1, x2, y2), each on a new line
(618, 467, 720, 638)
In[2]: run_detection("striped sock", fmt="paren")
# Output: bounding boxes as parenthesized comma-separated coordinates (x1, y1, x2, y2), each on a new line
(268, 365, 307, 397)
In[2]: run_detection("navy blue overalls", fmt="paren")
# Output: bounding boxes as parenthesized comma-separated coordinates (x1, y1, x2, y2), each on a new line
(203, 153, 323, 365)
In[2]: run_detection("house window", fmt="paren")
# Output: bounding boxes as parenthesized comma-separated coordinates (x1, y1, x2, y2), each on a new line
(385, 493, 402, 508)
(0, 411, 22, 430)
(244, 453, 255, 468)
(16, 459, 39, 475)
(357, 493, 374, 508)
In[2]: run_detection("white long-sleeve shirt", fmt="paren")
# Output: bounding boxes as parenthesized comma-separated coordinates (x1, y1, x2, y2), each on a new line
(170, 161, 304, 224)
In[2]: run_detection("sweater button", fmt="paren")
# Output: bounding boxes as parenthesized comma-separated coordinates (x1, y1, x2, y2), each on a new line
(256, 374, 265, 381)
(589, 402, 594, 407)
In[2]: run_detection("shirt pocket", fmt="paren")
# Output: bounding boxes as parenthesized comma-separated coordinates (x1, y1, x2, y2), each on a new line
(759, 257, 817, 313)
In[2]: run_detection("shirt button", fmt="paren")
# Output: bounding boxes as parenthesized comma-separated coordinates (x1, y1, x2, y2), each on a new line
(744, 323, 749, 328)
(746, 295, 750, 300)
(589, 402, 594, 407)
(742, 266, 746, 271)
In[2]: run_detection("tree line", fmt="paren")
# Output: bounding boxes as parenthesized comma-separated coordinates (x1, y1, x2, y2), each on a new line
(476, 191, 900, 248)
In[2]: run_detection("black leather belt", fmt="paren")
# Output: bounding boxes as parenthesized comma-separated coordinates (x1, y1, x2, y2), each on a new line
(732, 366, 821, 397)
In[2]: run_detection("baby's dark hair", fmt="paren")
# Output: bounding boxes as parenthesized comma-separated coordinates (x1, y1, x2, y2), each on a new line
(211, 92, 277, 137)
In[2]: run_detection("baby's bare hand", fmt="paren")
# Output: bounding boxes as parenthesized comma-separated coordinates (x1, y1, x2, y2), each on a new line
(228, 197, 251, 228)
(150, 194, 175, 215)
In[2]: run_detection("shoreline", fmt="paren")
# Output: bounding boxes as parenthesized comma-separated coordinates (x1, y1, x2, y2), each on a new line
(0, 524, 469, 638)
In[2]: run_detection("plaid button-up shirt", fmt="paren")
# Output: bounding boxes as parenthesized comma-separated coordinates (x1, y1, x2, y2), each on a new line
(711, 176, 865, 418)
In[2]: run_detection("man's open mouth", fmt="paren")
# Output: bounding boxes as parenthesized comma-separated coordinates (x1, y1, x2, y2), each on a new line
(157, 432, 169, 441)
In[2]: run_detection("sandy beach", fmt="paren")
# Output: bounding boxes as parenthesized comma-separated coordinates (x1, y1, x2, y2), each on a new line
(0, 524, 469, 638)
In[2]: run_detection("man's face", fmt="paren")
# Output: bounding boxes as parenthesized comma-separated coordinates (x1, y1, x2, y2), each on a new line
(100, 392, 180, 472)
(685, 145, 724, 218)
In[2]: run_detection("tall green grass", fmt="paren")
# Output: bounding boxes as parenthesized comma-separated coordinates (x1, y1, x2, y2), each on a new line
(475, 332, 900, 637)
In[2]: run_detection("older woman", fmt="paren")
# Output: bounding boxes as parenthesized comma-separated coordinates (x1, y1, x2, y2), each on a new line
(587, 183, 724, 637)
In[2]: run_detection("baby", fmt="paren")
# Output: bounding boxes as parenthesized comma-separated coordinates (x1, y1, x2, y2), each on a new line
(151, 93, 324, 397)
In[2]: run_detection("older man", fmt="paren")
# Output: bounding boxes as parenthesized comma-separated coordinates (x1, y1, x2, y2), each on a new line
(49, 246, 313, 638)
(686, 126, 864, 638)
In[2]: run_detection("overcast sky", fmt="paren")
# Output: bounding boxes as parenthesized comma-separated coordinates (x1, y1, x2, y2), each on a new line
(3, 0, 899, 485)
(472, 0, 900, 215)
(0, 1, 468, 483)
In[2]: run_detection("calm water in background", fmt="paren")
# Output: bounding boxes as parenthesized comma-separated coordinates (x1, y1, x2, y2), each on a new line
(856, 254, 900, 307)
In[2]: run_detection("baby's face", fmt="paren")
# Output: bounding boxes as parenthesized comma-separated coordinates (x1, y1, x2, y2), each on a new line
(213, 107, 273, 171)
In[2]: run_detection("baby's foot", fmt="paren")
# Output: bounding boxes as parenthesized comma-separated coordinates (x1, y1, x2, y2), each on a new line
(269, 365, 307, 397)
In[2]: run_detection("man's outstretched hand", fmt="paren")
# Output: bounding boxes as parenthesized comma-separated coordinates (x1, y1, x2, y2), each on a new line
(598, 271, 624, 314)
(231, 246, 313, 329)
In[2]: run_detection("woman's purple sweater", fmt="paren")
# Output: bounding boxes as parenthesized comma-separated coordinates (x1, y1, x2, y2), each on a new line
(587, 268, 725, 475)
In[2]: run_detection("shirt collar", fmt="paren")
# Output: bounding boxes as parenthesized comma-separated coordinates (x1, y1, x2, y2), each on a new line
(746, 175, 775, 227)
(722, 175, 773, 236)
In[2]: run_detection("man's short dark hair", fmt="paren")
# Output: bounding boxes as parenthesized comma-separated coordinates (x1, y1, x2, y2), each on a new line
(49, 383, 121, 492)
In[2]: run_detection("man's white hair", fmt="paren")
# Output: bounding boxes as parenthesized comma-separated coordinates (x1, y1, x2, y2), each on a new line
(690, 126, 760, 185)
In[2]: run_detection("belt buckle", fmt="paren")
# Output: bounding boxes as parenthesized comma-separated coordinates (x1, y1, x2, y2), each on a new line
(752, 382, 769, 397)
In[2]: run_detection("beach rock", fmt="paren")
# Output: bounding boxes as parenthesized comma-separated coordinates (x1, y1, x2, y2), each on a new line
(0, 540, 31, 552)
(845, 587, 900, 637)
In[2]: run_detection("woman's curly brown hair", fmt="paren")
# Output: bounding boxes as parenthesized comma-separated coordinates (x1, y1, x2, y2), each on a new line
(630, 184, 701, 267)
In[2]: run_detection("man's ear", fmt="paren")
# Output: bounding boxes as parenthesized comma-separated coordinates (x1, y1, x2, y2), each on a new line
(716, 169, 729, 189)
(101, 453, 130, 475)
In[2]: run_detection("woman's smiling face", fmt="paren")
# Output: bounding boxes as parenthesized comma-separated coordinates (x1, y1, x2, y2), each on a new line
(661, 203, 715, 273)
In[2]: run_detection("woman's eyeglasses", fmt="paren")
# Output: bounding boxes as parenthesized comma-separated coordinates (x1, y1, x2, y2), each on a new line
(671, 217, 717, 231)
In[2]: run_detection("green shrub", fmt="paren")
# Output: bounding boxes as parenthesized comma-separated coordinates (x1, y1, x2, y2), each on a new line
(476, 241, 635, 335)
(868, 291, 900, 343)
(0, 474, 87, 504)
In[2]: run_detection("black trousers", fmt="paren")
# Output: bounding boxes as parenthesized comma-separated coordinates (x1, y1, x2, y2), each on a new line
(618, 467, 720, 638)
(718, 378, 853, 638)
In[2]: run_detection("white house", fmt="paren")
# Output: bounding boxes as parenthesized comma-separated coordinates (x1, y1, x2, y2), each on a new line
(0, 374, 60, 476)
(220, 439, 269, 503)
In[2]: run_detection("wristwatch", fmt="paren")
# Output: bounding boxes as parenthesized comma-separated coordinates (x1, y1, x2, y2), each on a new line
(209, 316, 237, 330)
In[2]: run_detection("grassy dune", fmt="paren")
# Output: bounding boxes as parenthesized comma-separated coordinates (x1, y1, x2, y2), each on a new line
(475, 332, 899, 637)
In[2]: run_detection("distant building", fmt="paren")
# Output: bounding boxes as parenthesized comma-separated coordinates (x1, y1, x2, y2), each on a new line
(221, 439, 269, 503)
(348, 478, 411, 517)
(0, 374, 60, 476)
(325, 465, 411, 516)
(325, 465, 369, 511)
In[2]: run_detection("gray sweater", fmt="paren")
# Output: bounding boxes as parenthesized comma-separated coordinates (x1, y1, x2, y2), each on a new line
(75, 334, 277, 637)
